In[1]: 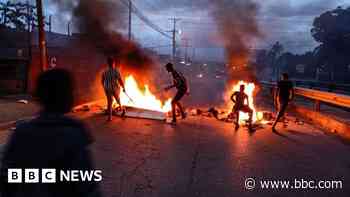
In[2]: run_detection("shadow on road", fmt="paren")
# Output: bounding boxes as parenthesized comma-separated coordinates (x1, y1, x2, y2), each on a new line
(272, 129, 301, 144)
(286, 129, 314, 137)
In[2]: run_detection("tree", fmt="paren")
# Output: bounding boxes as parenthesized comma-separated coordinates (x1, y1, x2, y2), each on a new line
(311, 6, 350, 82)
(311, 6, 350, 47)
(268, 42, 284, 80)
(0, 1, 38, 30)
(0, 1, 14, 25)
(276, 51, 316, 79)
(8, 3, 27, 30)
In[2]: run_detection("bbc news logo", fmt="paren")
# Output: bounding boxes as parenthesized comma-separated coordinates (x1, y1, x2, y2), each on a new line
(8, 169, 102, 183)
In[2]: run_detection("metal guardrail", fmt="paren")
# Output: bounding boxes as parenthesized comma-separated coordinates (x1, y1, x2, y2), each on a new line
(260, 81, 350, 110)
(295, 88, 350, 109)
(291, 79, 350, 93)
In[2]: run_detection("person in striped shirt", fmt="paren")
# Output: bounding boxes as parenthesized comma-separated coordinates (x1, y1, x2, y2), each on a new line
(164, 63, 189, 124)
(102, 57, 126, 121)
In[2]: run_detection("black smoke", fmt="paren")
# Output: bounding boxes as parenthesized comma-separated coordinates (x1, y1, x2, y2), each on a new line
(50, 0, 155, 75)
(211, 0, 261, 70)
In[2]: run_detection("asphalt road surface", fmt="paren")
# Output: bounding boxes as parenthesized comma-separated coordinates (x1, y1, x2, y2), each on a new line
(85, 112, 350, 197)
(1, 112, 350, 197)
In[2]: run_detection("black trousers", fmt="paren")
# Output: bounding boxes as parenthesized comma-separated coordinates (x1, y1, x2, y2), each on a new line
(276, 100, 289, 120)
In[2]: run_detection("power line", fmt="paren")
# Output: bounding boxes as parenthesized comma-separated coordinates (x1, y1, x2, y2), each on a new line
(128, 0, 132, 40)
(144, 44, 173, 49)
(119, 0, 171, 39)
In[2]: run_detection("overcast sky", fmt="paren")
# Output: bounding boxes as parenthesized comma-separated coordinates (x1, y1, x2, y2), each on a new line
(2, 0, 350, 61)
(131, 0, 350, 60)
(132, 0, 349, 48)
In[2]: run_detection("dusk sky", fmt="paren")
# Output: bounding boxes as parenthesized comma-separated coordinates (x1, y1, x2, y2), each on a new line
(3, 0, 350, 61)
(131, 0, 349, 60)
(127, 0, 350, 55)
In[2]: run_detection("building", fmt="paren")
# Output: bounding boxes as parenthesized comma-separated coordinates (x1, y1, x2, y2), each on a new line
(0, 25, 106, 104)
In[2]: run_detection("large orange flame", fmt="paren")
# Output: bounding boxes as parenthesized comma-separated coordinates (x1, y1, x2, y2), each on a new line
(229, 81, 263, 124)
(119, 75, 172, 113)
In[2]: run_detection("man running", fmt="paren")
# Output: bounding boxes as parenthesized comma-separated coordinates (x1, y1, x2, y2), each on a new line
(272, 73, 294, 131)
(164, 63, 188, 124)
(102, 57, 126, 121)
(231, 84, 253, 131)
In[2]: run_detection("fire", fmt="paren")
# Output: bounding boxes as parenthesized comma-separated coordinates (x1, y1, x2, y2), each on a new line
(119, 75, 172, 113)
(229, 81, 263, 124)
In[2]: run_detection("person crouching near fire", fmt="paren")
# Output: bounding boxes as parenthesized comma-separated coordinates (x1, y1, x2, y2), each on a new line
(102, 57, 126, 121)
(231, 84, 253, 131)
(164, 63, 189, 124)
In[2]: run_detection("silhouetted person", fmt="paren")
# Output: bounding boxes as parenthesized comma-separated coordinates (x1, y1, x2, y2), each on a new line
(272, 73, 294, 132)
(102, 57, 126, 121)
(0, 69, 101, 197)
(164, 63, 188, 124)
(231, 85, 253, 131)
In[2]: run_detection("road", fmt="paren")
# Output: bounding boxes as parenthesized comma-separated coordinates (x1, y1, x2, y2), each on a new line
(1, 111, 350, 197)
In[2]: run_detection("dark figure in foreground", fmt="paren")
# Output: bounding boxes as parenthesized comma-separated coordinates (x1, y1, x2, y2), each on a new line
(102, 57, 126, 121)
(164, 63, 188, 124)
(272, 73, 294, 131)
(0, 69, 101, 197)
(231, 85, 253, 131)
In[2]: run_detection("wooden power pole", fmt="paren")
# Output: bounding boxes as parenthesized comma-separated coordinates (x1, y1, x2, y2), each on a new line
(128, 0, 132, 41)
(36, 0, 48, 71)
(169, 18, 181, 62)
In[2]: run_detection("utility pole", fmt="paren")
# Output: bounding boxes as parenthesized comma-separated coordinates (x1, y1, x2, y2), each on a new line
(128, 0, 132, 41)
(182, 38, 191, 63)
(67, 21, 71, 36)
(49, 15, 52, 32)
(192, 47, 196, 61)
(25, 1, 33, 92)
(36, 0, 48, 71)
(169, 17, 181, 62)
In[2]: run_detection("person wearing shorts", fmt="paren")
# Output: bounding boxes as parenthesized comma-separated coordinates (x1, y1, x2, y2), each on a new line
(164, 63, 188, 124)
(102, 57, 126, 121)
(231, 84, 253, 131)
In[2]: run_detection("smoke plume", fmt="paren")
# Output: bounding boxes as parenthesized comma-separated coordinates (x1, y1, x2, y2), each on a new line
(210, 0, 262, 82)
(51, 0, 155, 77)
(205, 0, 263, 107)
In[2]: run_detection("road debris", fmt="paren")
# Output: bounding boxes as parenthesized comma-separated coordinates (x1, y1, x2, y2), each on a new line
(114, 107, 167, 121)
(295, 118, 305, 125)
(17, 100, 28, 104)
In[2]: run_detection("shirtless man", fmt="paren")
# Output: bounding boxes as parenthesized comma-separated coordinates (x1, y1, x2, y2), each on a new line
(231, 85, 253, 131)
(164, 63, 188, 124)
